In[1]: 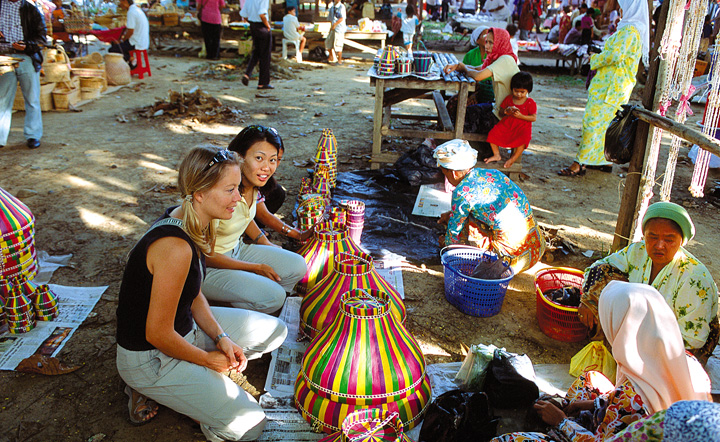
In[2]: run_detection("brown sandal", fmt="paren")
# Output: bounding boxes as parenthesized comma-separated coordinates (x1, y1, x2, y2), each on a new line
(124, 385, 159, 425)
(558, 165, 586, 177)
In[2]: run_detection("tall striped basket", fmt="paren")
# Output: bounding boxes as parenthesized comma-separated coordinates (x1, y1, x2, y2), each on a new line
(295, 221, 364, 295)
(0, 187, 38, 294)
(295, 289, 432, 434)
(318, 409, 415, 442)
(315, 129, 338, 188)
(300, 251, 406, 339)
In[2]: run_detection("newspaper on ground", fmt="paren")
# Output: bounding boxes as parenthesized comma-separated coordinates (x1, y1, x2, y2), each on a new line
(0, 284, 107, 370)
(411, 183, 452, 218)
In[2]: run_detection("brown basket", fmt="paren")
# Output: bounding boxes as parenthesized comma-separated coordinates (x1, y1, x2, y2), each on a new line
(64, 15, 92, 33)
(94, 14, 117, 27)
(80, 88, 101, 100)
(52, 82, 80, 109)
(79, 77, 105, 89)
(163, 13, 179, 26)
(148, 5, 165, 26)
(41, 45, 71, 83)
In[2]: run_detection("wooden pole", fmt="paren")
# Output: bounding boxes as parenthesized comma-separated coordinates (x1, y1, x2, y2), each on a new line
(631, 107, 720, 157)
(611, 0, 669, 252)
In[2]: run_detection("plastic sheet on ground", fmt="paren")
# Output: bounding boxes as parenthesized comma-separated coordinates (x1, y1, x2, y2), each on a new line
(332, 170, 443, 265)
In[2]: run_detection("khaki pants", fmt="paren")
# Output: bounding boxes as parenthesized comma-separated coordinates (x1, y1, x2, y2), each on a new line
(203, 241, 307, 313)
(116, 307, 287, 441)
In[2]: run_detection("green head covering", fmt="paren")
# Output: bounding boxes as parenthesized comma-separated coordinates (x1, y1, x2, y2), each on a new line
(642, 201, 695, 246)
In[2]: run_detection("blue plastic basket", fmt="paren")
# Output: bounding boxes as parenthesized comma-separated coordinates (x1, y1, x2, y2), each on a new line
(440, 246, 514, 317)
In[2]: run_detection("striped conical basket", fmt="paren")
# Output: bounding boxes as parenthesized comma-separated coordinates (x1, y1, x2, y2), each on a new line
(0, 187, 37, 294)
(313, 164, 333, 199)
(295, 221, 363, 295)
(315, 129, 338, 188)
(295, 289, 431, 433)
(318, 409, 415, 442)
(300, 252, 406, 339)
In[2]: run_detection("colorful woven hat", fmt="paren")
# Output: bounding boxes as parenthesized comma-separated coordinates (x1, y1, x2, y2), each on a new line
(317, 409, 415, 442)
(0, 187, 38, 294)
(295, 289, 431, 433)
(313, 164, 332, 197)
(300, 252, 406, 339)
(296, 221, 364, 295)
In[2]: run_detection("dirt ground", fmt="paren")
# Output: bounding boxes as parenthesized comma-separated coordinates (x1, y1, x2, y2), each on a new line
(1, 52, 719, 442)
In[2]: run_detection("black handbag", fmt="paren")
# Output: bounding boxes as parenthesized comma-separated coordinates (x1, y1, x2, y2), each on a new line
(604, 104, 639, 164)
(418, 390, 499, 442)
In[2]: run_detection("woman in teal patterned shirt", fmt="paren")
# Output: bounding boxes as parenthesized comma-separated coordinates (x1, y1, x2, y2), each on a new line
(434, 139, 545, 273)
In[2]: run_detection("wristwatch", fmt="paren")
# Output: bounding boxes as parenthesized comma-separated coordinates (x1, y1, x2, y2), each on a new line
(214, 332, 229, 345)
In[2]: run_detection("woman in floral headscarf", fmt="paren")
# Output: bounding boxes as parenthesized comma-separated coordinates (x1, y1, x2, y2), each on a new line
(433, 139, 545, 273)
(444, 28, 520, 135)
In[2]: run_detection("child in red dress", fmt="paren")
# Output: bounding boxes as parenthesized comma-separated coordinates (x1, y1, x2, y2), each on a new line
(485, 72, 537, 169)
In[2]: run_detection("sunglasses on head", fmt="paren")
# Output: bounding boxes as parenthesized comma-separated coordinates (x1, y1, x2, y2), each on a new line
(204, 149, 233, 171)
(244, 125, 284, 150)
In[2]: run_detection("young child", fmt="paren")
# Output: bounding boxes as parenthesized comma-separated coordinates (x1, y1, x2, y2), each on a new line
(397, 4, 419, 54)
(506, 23, 519, 61)
(283, 6, 306, 59)
(485, 71, 536, 169)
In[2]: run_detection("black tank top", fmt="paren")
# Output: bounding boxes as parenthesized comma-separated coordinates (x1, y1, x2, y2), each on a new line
(116, 208, 206, 351)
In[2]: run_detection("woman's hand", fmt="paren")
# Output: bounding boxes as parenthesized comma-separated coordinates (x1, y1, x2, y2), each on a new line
(299, 229, 314, 242)
(438, 211, 451, 226)
(217, 337, 248, 372)
(444, 63, 461, 74)
(204, 350, 238, 372)
(533, 400, 567, 427)
(564, 400, 594, 416)
(254, 263, 281, 282)
(577, 303, 596, 330)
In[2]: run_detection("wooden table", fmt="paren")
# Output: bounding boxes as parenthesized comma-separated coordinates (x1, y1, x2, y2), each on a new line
(369, 75, 489, 169)
(305, 30, 387, 54)
(518, 49, 581, 75)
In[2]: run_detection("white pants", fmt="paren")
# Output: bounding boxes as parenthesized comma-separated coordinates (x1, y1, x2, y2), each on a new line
(202, 242, 307, 313)
(116, 307, 288, 442)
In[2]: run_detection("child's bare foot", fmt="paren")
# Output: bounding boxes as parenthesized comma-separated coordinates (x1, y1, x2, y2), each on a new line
(484, 155, 502, 164)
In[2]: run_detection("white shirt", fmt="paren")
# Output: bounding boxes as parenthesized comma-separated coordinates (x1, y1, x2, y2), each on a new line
(329, 1, 346, 33)
(283, 14, 301, 40)
(483, 0, 510, 20)
(460, 0, 475, 11)
(241, 0, 269, 23)
(399, 13, 418, 35)
(126, 4, 149, 50)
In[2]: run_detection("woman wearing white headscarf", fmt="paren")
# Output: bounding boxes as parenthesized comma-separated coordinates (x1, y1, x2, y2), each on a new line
(434, 139, 545, 273)
(491, 281, 712, 442)
(559, 0, 649, 176)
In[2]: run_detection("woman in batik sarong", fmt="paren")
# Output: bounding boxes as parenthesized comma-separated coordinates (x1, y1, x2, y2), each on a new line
(579, 201, 719, 361)
(558, 0, 648, 176)
(433, 139, 545, 273)
(491, 281, 712, 442)
(608, 400, 720, 442)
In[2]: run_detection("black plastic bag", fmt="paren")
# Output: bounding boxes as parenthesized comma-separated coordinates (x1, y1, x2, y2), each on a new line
(604, 104, 639, 164)
(483, 349, 539, 409)
(418, 390, 499, 442)
(394, 143, 444, 186)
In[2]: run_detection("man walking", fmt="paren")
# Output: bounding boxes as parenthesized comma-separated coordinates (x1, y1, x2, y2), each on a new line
(241, 0, 273, 89)
(0, 0, 45, 149)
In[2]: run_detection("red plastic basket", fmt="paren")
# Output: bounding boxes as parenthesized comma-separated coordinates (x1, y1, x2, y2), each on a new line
(535, 267, 587, 342)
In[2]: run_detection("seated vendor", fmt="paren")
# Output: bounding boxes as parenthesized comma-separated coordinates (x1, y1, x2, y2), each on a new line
(109, 0, 149, 67)
(461, 26, 494, 104)
(434, 139, 545, 273)
(579, 201, 719, 361)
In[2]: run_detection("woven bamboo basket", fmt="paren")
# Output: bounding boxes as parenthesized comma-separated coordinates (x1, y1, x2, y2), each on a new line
(42, 45, 71, 83)
(80, 88, 101, 100)
(52, 81, 80, 109)
(64, 14, 92, 32)
(79, 76, 104, 89)
(0, 187, 38, 295)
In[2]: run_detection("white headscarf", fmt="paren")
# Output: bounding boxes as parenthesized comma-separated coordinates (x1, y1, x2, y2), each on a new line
(470, 26, 489, 47)
(433, 139, 478, 170)
(617, 0, 649, 66)
(599, 281, 712, 414)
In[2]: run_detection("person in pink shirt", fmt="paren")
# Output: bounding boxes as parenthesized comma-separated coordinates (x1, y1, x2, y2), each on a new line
(198, 0, 225, 60)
